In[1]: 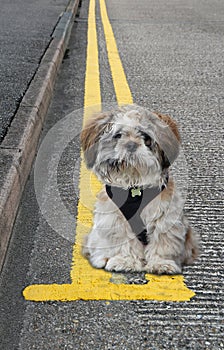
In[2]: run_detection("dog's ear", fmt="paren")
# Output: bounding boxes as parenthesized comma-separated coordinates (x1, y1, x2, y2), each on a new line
(154, 113, 181, 169)
(81, 112, 112, 168)
(155, 113, 181, 142)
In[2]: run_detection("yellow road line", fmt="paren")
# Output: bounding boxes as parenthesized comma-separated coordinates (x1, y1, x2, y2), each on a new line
(99, 0, 133, 105)
(23, 0, 195, 302)
(84, 0, 101, 109)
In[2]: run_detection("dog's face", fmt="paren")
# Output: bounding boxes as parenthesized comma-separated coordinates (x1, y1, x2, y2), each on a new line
(81, 105, 180, 188)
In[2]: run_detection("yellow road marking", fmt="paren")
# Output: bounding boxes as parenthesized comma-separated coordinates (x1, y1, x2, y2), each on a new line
(84, 0, 101, 109)
(99, 0, 133, 105)
(23, 0, 195, 302)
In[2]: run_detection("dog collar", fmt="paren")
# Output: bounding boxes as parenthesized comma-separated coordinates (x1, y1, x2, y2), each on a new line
(105, 178, 168, 245)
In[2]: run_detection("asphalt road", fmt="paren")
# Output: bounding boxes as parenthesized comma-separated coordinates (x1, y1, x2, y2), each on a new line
(0, 0, 69, 142)
(0, 0, 223, 349)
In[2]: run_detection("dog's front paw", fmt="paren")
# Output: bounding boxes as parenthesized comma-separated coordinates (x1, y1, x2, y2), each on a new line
(90, 256, 109, 269)
(105, 256, 144, 272)
(145, 259, 182, 275)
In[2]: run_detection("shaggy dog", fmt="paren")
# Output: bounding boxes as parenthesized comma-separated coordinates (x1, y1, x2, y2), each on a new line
(81, 105, 199, 274)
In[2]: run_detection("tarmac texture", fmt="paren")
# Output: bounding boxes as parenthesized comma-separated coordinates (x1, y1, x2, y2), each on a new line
(0, 0, 80, 272)
(0, 0, 223, 349)
(0, 0, 69, 142)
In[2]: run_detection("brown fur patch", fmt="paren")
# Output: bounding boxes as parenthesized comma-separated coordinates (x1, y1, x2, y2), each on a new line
(184, 226, 199, 263)
(97, 188, 109, 202)
(81, 112, 110, 152)
(155, 113, 181, 142)
(81, 112, 113, 168)
(161, 178, 175, 201)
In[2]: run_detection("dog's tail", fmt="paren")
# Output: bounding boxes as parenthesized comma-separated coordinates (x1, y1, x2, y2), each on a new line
(183, 227, 200, 265)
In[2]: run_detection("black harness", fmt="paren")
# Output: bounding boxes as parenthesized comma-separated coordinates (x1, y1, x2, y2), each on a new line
(106, 182, 167, 245)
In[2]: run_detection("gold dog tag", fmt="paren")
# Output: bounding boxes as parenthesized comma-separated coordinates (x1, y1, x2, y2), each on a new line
(131, 187, 142, 197)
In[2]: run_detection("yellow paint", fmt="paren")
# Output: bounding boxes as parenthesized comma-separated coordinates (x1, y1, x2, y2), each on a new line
(99, 0, 133, 105)
(23, 0, 195, 302)
(84, 0, 101, 109)
(23, 275, 194, 302)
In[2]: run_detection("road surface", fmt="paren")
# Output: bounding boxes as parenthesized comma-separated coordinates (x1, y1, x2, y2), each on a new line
(0, 0, 223, 349)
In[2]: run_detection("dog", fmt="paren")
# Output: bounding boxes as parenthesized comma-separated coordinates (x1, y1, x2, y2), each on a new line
(80, 105, 199, 274)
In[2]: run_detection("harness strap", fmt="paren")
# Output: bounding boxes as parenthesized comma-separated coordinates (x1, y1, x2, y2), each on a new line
(106, 183, 166, 245)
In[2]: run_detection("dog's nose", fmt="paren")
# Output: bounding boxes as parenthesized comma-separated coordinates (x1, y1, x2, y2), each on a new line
(126, 141, 138, 152)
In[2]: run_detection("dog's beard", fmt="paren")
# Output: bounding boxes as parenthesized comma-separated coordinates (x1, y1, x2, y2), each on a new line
(93, 146, 162, 188)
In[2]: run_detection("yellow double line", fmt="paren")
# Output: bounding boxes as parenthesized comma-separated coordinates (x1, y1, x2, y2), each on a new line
(23, 0, 195, 302)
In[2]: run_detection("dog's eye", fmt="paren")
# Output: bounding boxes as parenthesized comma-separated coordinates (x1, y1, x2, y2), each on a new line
(113, 133, 122, 139)
(141, 132, 152, 147)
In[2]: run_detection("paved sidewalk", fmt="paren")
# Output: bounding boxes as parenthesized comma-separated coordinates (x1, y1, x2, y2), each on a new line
(0, 0, 69, 142)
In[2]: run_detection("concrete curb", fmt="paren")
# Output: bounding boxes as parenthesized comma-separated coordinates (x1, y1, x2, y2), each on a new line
(0, 0, 80, 271)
